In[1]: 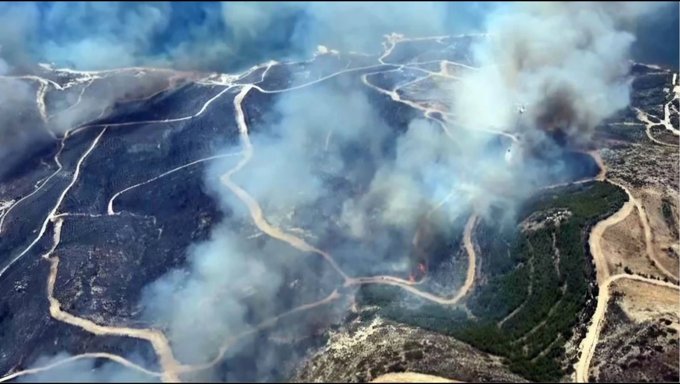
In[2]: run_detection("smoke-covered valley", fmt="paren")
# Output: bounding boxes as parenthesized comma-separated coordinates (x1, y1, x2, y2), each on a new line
(0, 2, 677, 382)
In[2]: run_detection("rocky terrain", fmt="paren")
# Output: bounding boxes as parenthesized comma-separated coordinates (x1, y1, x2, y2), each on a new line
(293, 316, 527, 383)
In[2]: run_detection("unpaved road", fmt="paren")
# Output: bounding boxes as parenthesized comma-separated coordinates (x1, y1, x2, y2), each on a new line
(574, 273, 680, 382)
(574, 151, 680, 382)
(221, 78, 480, 306)
(4, 34, 651, 383)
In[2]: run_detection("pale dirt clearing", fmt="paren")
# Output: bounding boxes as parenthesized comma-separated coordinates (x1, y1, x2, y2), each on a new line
(600, 206, 662, 279)
(371, 372, 461, 383)
(612, 278, 680, 327)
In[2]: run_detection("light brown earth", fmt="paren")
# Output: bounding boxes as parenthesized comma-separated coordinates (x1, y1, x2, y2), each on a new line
(600, 206, 663, 279)
(371, 372, 460, 383)
(587, 278, 679, 382)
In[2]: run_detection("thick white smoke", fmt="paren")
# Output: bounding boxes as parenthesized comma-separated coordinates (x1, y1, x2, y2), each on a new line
(0, 2, 473, 73)
(141, 223, 284, 365)
(15, 1, 674, 382)
(455, 2, 666, 149)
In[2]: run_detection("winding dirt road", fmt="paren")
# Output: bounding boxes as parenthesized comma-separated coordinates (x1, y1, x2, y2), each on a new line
(573, 153, 680, 382)
(608, 179, 678, 283)
(5, 33, 666, 383)
(0, 57, 368, 382)
(44, 220, 182, 382)
(107, 151, 242, 215)
(184, 289, 342, 373)
(635, 108, 677, 147)
(347, 214, 477, 306)
(574, 273, 680, 382)
(0, 127, 107, 279)
(0, 66, 269, 382)
(219, 85, 351, 282)
(587, 193, 635, 284)
(221, 81, 479, 307)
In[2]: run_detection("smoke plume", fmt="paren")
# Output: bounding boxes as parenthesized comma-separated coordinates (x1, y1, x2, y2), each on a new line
(0, 2, 494, 74)
(12, 1, 675, 382)
(454, 2, 668, 151)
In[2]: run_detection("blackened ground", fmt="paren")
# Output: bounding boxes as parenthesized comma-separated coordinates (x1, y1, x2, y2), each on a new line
(0, 223, 158, 377)
(0, 128, 103, 277)
(59, 88, 239, 215)
(0, 79, 241, 377)
(0, 141, 59, 203)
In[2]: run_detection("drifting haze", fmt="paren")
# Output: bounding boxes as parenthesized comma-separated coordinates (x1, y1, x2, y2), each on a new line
(0, 2, 496, 74)
(12, 1, 675, 382)
(0, 1, 493, 179)
(0, 70, 173, 179)
(16, 352, 154, 383)
(141, 224, 283, 366)
(0, 78, 49, 179)
(139, 3, 670, 380)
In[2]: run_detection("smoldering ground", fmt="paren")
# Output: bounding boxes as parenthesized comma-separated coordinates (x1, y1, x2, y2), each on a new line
(12, 1, 677, 382)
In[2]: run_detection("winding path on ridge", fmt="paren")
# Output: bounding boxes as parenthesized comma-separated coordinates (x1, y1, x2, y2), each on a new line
(221, 79, 480, 307)
(2, 34, 675, 383)
(43, 219, 183, 383)
(0, 67, 259, 382)
(0, 39, 436, 383)
(574, 272, 679, 382)
(573, 155, 680, 382)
